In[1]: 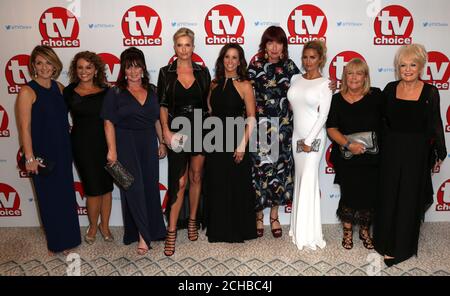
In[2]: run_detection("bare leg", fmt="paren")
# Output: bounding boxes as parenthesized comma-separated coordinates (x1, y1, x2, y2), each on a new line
(86, 195, 102, 237)
(188, 155, 205, 220)
(167, 167, 189, 232)
(98, 192, 113, 237)
(256, 210, 264, 237)
(164, 167, 188, 256)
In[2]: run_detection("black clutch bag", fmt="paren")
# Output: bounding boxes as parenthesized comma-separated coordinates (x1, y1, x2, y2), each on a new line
(19, 154, 55, 175)
(104, 161, 134, 190)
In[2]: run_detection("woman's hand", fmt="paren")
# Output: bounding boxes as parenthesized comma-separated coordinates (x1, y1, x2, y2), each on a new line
(158, 143, 167, 159)
(433, 159, 444, 174)
(106, 149, 117, 165)
(301, 143, 312, 152)
(163, 130, 175, 149)
(25, 158, 46, 175)
(233, 146, 245, 163)
(348, 142, 366, 155)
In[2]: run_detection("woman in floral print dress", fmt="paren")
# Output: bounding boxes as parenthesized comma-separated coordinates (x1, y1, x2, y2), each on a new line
(248, 26, 300, 238)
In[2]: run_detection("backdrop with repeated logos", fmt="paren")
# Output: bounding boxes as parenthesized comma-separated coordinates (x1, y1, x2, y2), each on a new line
(1, 0, 449, 227)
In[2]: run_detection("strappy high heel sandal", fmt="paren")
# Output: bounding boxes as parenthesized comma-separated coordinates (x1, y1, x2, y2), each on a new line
(164, 230, 177, 257)
(342, 225, 353, 250)
(359, 226, 374, 249)
(187, 218, 199, 241)
(256, 216, 264, 237)
(270, 216, 282, 238)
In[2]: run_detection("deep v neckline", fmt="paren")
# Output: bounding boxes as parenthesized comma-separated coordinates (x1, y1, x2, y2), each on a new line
(126, 88, 148, 106)
(177, 79, 195, 90)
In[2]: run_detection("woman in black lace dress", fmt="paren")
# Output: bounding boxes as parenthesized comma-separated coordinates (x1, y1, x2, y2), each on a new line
(373, 44, 447, 266)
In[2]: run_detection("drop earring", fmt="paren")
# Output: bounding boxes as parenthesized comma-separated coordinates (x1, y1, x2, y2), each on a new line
(280, 53, 284, 60)
(264, 49, 268, 60)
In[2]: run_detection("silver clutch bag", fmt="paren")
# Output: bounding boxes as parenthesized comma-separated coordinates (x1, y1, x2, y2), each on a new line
(340, 131, 379, 159)
(104, 161, 134, 190)
(297, 138, 321, 153)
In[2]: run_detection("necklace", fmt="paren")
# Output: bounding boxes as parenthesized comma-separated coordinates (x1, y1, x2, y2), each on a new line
(225, 75, 240, 81)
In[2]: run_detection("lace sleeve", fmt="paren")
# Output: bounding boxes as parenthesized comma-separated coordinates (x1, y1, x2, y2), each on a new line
(428, 85, 447, 161)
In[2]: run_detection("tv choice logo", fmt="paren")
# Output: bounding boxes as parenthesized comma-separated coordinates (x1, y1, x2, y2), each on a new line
(0, 105, 10, 137)
(325, 143, 335, 174)
(122, 5, 162, 46)
(436, 179, 450, 211)
(98, 53, 120, 85)
(328, 51, 366, 88)
(39, 7, 80, 48)
(74, 182, 87, 215)
(168, 53, 206, 67)
(373, 5, 413, 45)
(287, 4, 327, 44)
(5, 54, 31, 94)
(446, 106, 450, 133)
(205, 4, 245, 45)
(0, 183, 22, 217)
(422, 51, 450, 90)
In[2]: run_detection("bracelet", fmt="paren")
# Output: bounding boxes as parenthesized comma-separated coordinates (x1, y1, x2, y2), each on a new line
(25, 157, 35, 164)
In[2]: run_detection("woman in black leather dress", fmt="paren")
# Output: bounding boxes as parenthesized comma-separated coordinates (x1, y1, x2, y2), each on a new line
(158, 28, 211, 256)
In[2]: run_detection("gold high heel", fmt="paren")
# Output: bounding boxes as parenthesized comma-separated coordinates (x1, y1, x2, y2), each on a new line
(98, 224, 114, 242)
(84, 225, 96, 245)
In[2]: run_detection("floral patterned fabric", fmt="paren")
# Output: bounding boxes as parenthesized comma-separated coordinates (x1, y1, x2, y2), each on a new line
(248, 58, 300, 211)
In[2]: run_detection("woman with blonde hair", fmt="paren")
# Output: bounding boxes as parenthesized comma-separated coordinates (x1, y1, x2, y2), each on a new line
(287, 40, 332, 250)
(327, 58, 383, 250)
(373, 44, 446, 266)
(158, 28, 211, 256)
(16, 45, 81, 255)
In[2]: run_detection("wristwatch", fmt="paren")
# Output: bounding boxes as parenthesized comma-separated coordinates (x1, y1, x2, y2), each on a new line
(343, 141, 351, 150)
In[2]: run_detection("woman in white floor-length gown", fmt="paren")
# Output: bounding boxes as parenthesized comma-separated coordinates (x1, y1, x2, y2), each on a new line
(287, 40, 332, 250)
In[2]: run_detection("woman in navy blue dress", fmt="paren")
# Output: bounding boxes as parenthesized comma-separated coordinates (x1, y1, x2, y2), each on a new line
(16, 45, 81, 255)
(102, 47, 166, 255)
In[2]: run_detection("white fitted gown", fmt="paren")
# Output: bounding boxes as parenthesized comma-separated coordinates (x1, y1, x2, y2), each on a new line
(286, 74, 332, 250)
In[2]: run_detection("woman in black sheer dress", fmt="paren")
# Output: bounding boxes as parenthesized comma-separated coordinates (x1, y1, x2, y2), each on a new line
(373, 44, 447, 266)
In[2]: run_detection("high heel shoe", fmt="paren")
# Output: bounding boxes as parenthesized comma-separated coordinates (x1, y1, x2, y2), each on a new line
(359, 226, 374, 249)
(256, 216, 264, 237)
(136, 241, 149, 256)
(187, 219, 198, 241)
(342, 226, 353, 250)
(164, 230, 177, 257)
(98, 224, 114, 242)
(270, 216, 282, 238)
(84, 226, 96, 245)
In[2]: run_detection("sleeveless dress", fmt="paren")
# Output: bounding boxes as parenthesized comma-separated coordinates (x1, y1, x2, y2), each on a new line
(287, 75, 332, 250)
(205, 78, 257, 243)
(101, 86, 166, 246)
(64, 83, 113, 196)
(28, 80, 81, 253)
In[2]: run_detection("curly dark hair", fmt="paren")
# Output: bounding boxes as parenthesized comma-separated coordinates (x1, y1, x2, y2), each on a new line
(256, 26, 289, 62)
(68, 51, 107, 87)
(116, 47, 151, 90)
(214, 43, 248, 82)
